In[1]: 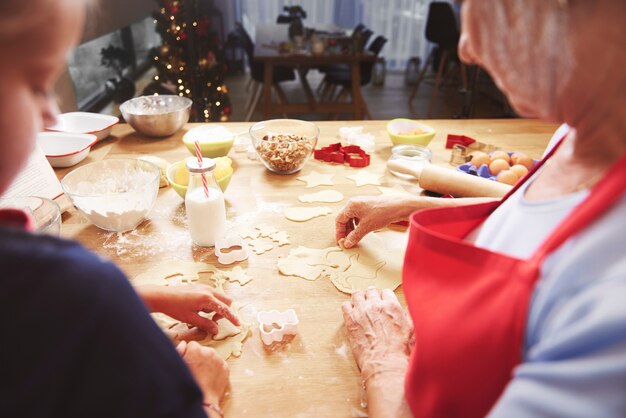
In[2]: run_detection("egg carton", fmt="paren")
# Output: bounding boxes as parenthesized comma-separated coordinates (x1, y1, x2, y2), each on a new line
(456, 151, 538, 182)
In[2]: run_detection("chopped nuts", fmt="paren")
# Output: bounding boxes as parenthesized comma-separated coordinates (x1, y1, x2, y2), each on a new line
(255, 134, 314, 173)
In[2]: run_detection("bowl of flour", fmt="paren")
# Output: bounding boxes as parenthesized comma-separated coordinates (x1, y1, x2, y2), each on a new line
(61, 158, 160, 232)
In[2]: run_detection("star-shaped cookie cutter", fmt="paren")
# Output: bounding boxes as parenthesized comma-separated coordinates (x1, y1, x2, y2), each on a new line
(215, 235, 249, 265)
(257, 309, 299, 345)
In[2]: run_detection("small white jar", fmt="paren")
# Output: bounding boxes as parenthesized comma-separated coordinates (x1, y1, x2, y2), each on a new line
(387, 144, 432, 179)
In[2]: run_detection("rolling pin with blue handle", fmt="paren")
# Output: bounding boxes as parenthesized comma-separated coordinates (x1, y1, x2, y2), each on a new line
(386, 160, 512, 198)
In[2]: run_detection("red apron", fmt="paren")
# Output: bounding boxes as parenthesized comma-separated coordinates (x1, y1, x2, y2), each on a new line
(403, 145, 626, 418)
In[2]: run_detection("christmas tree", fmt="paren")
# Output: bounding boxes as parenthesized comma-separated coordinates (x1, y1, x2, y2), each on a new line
(149, 0, 231, 122)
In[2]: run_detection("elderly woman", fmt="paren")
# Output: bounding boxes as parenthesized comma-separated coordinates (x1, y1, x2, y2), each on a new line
(336, 1, 626, 417)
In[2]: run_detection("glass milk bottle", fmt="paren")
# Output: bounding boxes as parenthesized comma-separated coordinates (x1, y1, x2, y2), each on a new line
(185, 158, 226, 247)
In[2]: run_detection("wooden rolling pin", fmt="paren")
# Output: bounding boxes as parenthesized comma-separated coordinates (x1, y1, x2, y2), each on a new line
(387, 160, 512, 198)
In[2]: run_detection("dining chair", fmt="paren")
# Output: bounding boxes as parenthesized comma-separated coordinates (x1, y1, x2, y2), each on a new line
(407, 2, 468, 116)
(236, 23, 296, 121)
(316, 24, 370, 95)
(321, 35, 388, 119)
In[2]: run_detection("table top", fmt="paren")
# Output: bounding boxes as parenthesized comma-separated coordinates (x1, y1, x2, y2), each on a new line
(58, 119, 557, 417)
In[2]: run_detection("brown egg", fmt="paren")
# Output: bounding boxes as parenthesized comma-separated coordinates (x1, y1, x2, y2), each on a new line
(497, 170, 519, 185)
(510, 152, 527, 165)
(469, 151, 490, 167)
(489, 159, 510, 175)
(510, 164, 529, 178)
(490, 150, 511, 164)
(515, 154, 535, 170)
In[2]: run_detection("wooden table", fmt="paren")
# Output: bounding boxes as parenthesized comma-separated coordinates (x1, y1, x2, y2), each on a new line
(254, 25, 376, 120)
(58, 119, 557, 417)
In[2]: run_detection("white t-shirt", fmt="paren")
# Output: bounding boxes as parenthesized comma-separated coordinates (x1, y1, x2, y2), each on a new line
(470, 123, 586, 258)
(471, 124, 626, 417)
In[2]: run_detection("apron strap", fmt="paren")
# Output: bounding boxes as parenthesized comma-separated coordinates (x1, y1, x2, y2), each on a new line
(532, 151, 626, 262)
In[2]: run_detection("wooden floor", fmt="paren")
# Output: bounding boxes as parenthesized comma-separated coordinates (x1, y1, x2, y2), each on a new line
(226, 67, 515, 122)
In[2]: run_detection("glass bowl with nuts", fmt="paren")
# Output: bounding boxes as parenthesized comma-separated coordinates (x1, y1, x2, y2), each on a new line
(249, 119, 319, 174)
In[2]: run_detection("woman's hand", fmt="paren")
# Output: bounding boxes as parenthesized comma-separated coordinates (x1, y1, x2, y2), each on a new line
(336, 195, 495, 248)
(343, 287, 414, 418)
(342, 287, 413, 376)
(138, 284, 240, 335)
(335, 196, 419, 248)
(176, 341, 229, 408)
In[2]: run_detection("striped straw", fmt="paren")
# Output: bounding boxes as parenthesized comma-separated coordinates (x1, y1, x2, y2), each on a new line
(194, 140, 209, 198)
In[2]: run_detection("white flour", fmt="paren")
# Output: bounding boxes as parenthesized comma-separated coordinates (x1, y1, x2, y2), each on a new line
(71, 169, 157, 232)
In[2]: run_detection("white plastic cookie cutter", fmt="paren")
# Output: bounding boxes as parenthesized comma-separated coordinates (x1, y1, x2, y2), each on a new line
(215, 235, 249, 265)
(257, 309, 299, 345)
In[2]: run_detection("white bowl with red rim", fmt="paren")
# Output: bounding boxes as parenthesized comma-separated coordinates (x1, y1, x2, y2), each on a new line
(46, 112, 119, 141)
(37, 132, 98, 168)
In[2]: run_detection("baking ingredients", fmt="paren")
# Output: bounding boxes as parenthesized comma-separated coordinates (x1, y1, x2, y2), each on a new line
(132, 259, 252, 359)
(469, 151, 490, 168)
(511, 153, 535, 170)
(489, 159, 510, 175)
(138, 155, 170, 187)
(184, 159, 226, 247)
(296, 170, 335, 188)
(63, 159, 159, 232)
(377, 185, 414, 197)
(173, 156, 233, 186)
(284, 206, 332, 222)
(510, 164, 529, 178)
(387, 144, 432, 179)
(496, 170, 519, 185)
(277, 233, 405, 294)
(346, 170, 384, 187)
(298, 190, 344, 203)
(490, 150, 511, 164)
(255, 133, 314, 173)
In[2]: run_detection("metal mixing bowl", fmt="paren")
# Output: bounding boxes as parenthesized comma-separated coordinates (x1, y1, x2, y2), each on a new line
(120, 95, 192, 137)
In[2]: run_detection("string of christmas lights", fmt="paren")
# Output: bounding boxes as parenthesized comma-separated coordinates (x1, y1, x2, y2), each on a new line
(148, 0, 231, 122)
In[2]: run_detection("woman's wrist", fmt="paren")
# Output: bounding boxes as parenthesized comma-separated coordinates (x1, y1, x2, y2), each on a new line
(360, 356, 409, 384)
(361, 363, 411, 418)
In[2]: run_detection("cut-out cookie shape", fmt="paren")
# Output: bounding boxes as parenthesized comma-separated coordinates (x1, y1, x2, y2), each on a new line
(298, 190, 344, 203)
(346, 170, 383, 187)
(256, 224, 278, 238)
(377, 185, 413, 197)
(215, 235, 248, 265)
(222, 266, 254, 285)
(248, 239, 275, 255)
(269, 230, 291, 246)
(257, 309, 299, 345)
(284, 206, 332, 222)
(297, 171, 335, 188)
(238, 227, 260, 240)
(277, 246, 343, 281)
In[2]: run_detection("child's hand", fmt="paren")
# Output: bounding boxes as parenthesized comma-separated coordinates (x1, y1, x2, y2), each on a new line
(138, 284, 240, 335)
(177, 341, 229, 407)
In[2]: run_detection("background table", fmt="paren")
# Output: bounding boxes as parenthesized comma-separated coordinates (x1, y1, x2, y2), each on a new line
(58, 119, 557, 417)
(254, 25, 376, 119)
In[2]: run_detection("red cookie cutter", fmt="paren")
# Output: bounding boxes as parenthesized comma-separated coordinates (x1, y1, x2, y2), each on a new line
(446, 134, 477, 149)
(313, 142, 371, 167)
